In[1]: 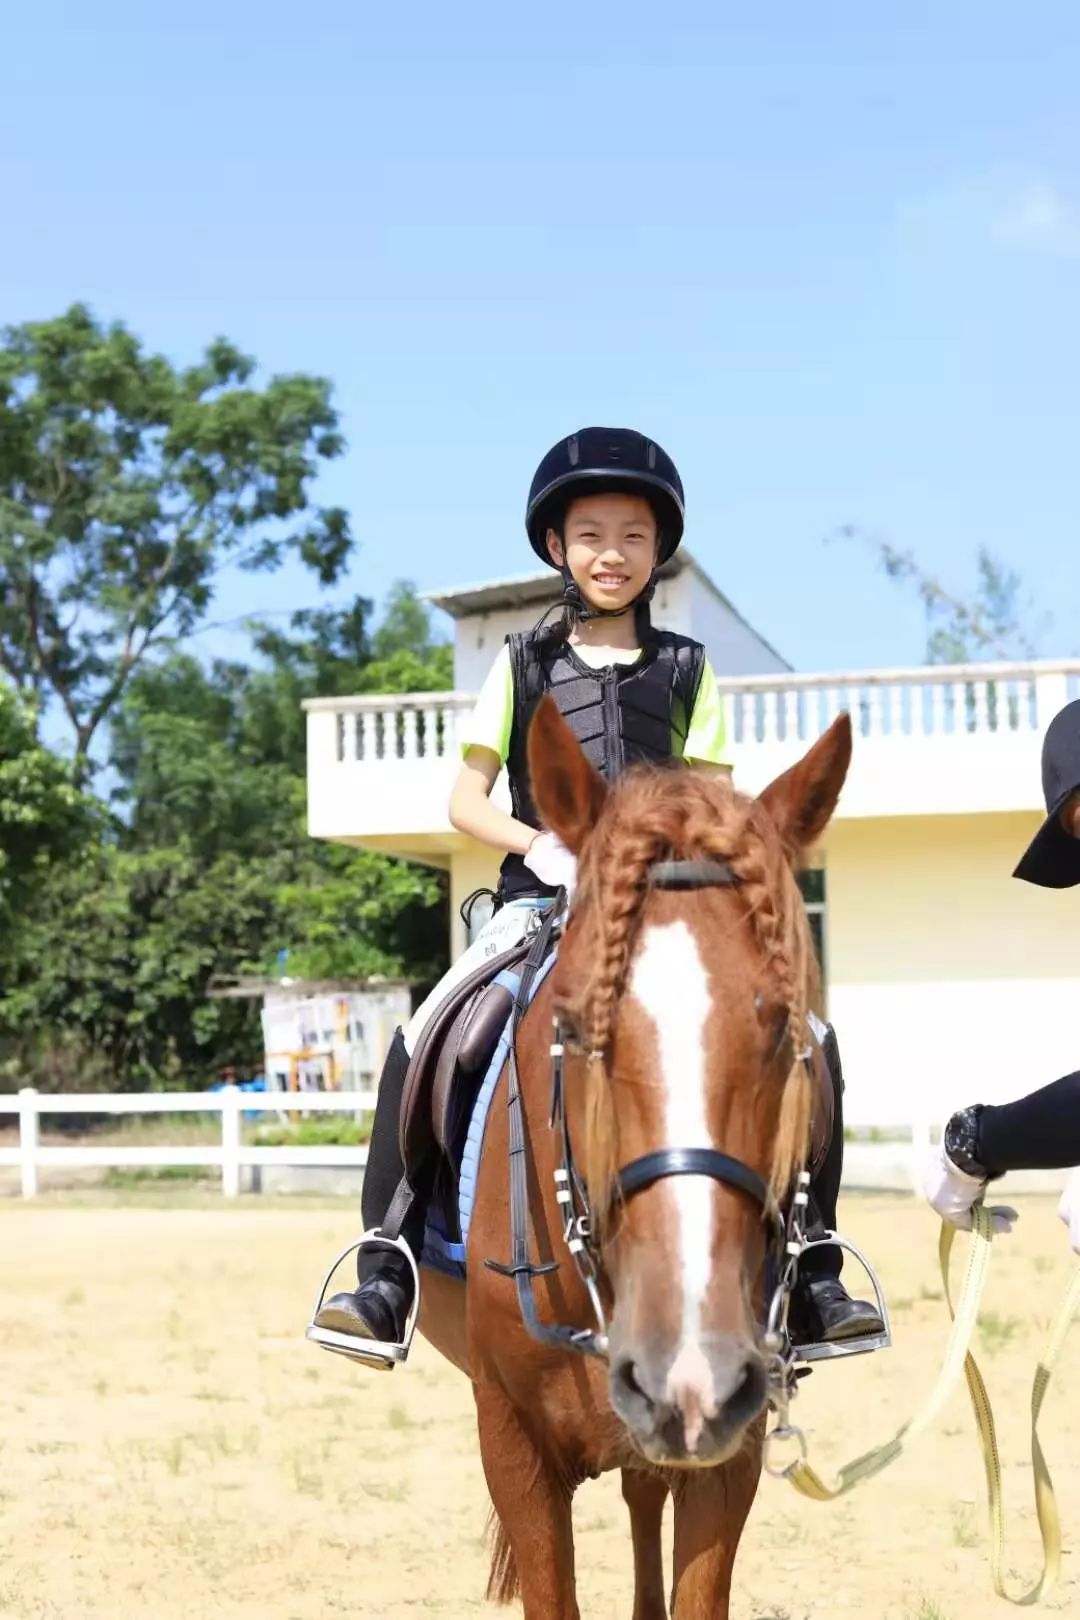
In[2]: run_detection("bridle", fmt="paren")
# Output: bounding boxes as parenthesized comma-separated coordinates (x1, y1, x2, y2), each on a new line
(487, 857, 809, 1387)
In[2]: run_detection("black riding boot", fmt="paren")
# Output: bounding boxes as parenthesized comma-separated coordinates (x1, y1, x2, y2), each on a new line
(311, 1028, 427, 1354)
(791, 1023, 885, 1346)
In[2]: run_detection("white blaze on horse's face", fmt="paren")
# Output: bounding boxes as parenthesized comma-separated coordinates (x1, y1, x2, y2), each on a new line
(629, 921, 714, 1339)
(614, 915, 767, 1465)
(629, 920, 716, 1450)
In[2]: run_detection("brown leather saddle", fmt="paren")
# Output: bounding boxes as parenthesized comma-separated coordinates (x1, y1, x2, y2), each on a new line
(398, 937, 535, 1181)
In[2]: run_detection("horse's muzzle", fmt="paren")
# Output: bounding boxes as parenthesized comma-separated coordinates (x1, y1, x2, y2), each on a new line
(609, 1334, 768, 1467)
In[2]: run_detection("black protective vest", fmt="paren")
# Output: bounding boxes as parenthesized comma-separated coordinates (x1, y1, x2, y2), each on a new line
(499, 629, 706, 899)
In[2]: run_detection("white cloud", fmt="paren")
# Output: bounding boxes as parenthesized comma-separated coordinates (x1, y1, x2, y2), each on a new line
(895, 173, 1080, 262)
(991, 179, 1080, 257)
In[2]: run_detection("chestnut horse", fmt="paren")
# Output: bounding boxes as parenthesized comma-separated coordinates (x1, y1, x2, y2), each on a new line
(417, 697, 853, 1619)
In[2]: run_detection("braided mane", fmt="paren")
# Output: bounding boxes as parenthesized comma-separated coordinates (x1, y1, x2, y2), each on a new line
(559, 765, 818, 1213)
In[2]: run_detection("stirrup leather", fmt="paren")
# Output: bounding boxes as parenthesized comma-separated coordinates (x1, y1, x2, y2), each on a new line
(305, 1228, 421, 1370)
(793, 1231, 892, 1364)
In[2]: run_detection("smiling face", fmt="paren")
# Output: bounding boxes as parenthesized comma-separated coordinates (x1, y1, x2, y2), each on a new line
(545, 492, 659, 616)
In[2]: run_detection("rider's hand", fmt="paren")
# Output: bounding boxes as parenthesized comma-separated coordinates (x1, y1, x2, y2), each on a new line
(1058, 1167, 1080, 1253)
(922, 1145, 1018, 1236)
(523, 830, 578, 900)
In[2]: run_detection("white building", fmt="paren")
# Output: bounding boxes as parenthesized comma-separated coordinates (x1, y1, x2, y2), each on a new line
(304, 550, 1080, 1140)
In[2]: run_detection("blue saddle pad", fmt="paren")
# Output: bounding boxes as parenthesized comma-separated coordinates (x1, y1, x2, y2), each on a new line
(420, 950, 558, 1279)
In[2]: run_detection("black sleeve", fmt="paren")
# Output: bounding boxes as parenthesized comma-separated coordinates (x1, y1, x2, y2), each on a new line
(977, 1070, 1080, 1176)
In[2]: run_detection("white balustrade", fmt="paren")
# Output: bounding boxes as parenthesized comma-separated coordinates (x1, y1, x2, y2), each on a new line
(303, 662, 1080, 835)
(307, 664, 1080, 756)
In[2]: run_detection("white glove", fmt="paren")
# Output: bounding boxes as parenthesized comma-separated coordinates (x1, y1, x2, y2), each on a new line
(921, 1145, 1018, 1236)
(1058, 1167, 1080, 1254)
(523, 831, 578, 900)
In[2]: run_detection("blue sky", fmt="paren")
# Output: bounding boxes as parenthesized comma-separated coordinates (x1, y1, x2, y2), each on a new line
(3, 1, 1079, 677)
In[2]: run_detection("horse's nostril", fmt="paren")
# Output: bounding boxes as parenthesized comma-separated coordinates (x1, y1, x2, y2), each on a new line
(614, 1357, 649, 1406)
(721, 1356, 767, 1425)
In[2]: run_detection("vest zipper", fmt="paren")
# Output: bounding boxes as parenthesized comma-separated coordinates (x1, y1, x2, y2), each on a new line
(603, 667, 624, 777)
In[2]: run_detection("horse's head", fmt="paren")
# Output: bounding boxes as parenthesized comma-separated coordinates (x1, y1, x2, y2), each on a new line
(528, 697, 851, 1468)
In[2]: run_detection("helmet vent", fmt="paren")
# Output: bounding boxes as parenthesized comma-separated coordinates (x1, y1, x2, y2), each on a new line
(647, 442, 657, 469)
(567, 435, 580, 467)
(607, 442, 624, 464)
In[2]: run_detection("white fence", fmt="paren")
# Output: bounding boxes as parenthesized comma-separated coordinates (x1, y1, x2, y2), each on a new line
(1, 1088, 1070, 1199)
(0, 1086, 375, 1199)
(1, 1083, 939, 1198)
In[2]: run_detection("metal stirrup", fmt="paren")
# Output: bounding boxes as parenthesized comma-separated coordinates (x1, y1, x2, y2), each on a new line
(305, 1228, 421, 1369)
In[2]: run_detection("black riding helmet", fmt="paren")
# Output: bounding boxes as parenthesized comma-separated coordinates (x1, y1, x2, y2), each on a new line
(526, 428, 685, 565)
(526, 428, 685, 622)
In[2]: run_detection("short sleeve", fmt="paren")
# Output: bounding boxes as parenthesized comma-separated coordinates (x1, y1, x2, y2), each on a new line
(683, 658, 731, 766)
(459, 643, 515, 765)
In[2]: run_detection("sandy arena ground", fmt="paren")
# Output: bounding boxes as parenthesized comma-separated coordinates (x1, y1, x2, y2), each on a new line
(1, 1191, 1077, 1620)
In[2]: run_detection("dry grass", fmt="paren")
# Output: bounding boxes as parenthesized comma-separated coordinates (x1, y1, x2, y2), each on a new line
(0, 1192, 1077, 1618)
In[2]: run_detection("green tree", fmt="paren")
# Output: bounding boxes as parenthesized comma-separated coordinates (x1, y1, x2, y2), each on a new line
(0, 682, 94, 922)
(0, 586, 452, 1091)
(0, 304, 350, 772)
(1, 834, 443, 1092)
(832, 527, 1044, 663)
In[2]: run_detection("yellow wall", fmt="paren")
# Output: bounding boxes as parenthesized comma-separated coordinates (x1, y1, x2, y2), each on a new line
(448, 845, 502, 957)
(824, 811, 1076, 985)
(821, 811, 1080, 1124)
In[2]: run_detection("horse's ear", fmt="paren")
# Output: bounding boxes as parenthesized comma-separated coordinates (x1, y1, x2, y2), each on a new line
(527, 694, 609, 855)
(757, 713, 852, 859)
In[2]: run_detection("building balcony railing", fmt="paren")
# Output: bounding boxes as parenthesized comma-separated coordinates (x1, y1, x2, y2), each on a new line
(304, 660, 1080, 852)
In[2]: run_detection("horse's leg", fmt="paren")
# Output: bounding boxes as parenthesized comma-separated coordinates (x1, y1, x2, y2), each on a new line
(670, 1448, 760, 1619)
(474, 1380, 580, 1620)
(622, 1468, 669, 1620)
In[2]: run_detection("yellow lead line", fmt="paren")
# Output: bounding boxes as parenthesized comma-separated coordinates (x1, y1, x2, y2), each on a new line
(778, 1207, 1080, 1606)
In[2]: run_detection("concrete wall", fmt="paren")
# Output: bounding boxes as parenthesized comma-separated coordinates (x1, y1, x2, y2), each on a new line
(448, 844, 502, 958)
(823, 812, 1079, 1128)
(681, 564, 789, 675)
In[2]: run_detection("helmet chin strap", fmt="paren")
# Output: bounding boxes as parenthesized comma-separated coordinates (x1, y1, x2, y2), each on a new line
(560, 567, 656, 624)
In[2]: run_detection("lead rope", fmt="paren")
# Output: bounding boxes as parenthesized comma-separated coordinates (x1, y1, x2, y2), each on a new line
(946, 1227, 1080, 1606)
(772, 1208, 1080, 1606)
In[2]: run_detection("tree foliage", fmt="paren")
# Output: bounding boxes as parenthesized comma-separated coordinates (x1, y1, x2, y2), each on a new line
(831, 526, 1044, 664)
(0, 306, 454, 1092)
(0, 682, 95, 922)
(1, 586, 452, 1091)
(0, 304, 350, 770)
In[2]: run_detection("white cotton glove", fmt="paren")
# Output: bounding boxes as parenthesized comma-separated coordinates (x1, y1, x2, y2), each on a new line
(523, 831, 578, 901)
(921, 1145, 1019, 1236)
(1058, 1167, 1080, 1254)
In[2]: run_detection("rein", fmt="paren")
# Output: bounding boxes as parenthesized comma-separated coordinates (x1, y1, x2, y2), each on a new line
(487, 856, 791, 1362)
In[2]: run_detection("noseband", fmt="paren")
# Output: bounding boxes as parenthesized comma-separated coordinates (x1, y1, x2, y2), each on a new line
(487, 857, 789, 1362)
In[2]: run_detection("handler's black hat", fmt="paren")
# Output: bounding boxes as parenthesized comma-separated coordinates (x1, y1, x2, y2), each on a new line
(1014, 698, 1080, 888)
